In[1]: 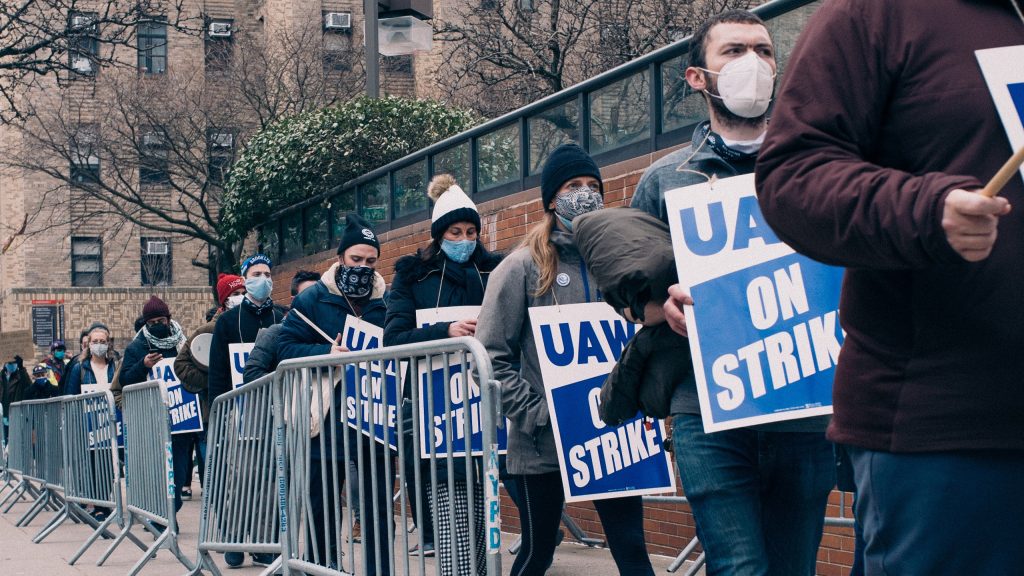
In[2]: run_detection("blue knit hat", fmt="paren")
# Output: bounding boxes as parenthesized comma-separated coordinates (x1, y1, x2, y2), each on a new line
(240, 253, 272, 276)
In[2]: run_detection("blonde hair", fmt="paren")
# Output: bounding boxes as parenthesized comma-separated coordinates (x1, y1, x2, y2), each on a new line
(523, 212, 559, 297)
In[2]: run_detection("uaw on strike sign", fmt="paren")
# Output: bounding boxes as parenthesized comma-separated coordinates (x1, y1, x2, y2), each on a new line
(664, 173, 845, 432)
(529, 303, 675, 503)
(415, 306, 507, 459)
(340, 315, 402, 450)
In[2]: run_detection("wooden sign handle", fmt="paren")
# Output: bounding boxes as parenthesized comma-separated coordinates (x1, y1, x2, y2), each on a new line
(980, 146, 1024, 198)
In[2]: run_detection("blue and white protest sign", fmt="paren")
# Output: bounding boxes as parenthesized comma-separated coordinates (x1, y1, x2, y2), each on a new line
(977, 46, 1024, 179)
(415, 306, 507, 458)
(81, 381, 124, 448)
(229, 343, 255, 389)
(148, 358, 204, 434)
(340, 315, 402, 450)
(664, 173, 845, 432)
(528, 303, 676, 503)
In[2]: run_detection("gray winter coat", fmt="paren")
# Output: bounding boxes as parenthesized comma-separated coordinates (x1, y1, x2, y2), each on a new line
(477, 227, 601, 475)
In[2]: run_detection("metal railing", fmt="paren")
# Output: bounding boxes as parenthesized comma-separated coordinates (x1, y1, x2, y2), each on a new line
(0, 402, 39, 511)
(62, 391, 145, 564)
(190, 371, 281, 576)
(273, 336, 503, 576)
(9, 400, 63, 530)
(254, 0, 822, 265)
(100, 379, 195, 575)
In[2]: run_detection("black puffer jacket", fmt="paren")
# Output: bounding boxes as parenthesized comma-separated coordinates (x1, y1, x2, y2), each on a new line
(384, 244, 502, 482)
(384, 245, 503, 348)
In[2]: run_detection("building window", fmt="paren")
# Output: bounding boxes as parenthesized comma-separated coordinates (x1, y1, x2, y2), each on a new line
(207, 129, 234, 185)
(71, 237, 103, 287)
(382, 55, 413, 77)
(519, 0, 536, 10)
(140, 237, 172, 286)
(481, 0, 497, 9)
(69, 11, 99, 76)
(139, 129, 170, 186)
(137, 17, 167, 74)
(205, 19, 233, 71)
(70, 127, 100, 186)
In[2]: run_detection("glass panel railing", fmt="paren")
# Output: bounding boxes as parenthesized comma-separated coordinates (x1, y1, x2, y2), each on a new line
(661, 54, 707, 134)
(258, 225, 279, 262)
(394, 159, 428, 219)
(303, 203, 329, 255)
(477, 123, 520, 191)
(589, 69, 650, 155)
(330, 189, 357, 242)
(528, 99, 580, 175)
(359, 175, 390, 224)
(432, 143, 471, 187)
(281, 210, 302, 260)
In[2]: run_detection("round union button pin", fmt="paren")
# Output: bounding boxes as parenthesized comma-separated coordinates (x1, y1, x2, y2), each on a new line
(556, 273, 570, 287)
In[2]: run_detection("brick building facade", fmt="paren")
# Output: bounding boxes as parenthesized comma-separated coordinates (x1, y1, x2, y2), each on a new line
(0, 0, 429, 359)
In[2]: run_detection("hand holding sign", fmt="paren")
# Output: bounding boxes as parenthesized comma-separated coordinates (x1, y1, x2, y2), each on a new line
(330, 333, 349, 354)
(662, 285, 694, 337)
(447, 318, 478, 337)
(942, 189, 1011, 262)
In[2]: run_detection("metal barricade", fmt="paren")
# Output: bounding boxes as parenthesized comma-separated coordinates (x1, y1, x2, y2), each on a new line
(273, 336, 503, 576)
(62, 391, 146, 564)
(28, 398, 73, 542)
(99, 379, 195, 575)
(0, 401, 36, 510)
(11, 399, 63, 528)
(189, 372, 281, 576)
(0, 401, 11, 497)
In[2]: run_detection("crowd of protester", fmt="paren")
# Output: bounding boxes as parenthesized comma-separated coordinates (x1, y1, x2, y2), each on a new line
(4, 5, 1021, 575)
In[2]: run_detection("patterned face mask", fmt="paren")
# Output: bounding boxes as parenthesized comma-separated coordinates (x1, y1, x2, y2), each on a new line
(336, 265, 375, 298)
(554, 185, 603, 226)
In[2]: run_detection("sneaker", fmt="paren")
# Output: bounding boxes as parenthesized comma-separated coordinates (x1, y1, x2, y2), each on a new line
(224, 551, 244, 568)
(409, 542, 435, 557)
(251, 553, 278, 567)
(181, 487, 192, 501)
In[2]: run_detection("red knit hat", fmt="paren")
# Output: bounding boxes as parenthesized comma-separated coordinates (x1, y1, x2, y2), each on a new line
(141, 295, 171, 322)
(215, 273, 245, 307)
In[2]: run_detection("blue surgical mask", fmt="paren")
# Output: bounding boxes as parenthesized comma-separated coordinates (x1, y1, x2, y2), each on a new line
(441, 239, 476, 264)
(54, 350, 66, 360)
(245, 276, 273, 302)
(4, 363, 16, 373)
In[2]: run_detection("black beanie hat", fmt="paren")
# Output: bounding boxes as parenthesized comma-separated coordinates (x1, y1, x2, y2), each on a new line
(540, 143, 602, 212)
(337, 213, 381, 256)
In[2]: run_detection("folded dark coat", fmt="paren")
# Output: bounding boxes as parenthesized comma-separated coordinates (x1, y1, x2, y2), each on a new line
(574, 207, 691, 424)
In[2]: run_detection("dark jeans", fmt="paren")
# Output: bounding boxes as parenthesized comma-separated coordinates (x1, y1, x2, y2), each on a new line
(308, 434, 394, 575)
(401, 400, 434, 546)
(849, 447, 1024, 575)
(672, 414, 834, 576)
(509, 471, 654, 576)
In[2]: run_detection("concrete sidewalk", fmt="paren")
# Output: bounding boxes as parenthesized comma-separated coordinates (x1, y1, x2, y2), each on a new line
(0, 481, 691, 575)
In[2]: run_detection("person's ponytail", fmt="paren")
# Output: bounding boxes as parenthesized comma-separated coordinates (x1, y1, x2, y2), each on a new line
(523, 213, 559, 297)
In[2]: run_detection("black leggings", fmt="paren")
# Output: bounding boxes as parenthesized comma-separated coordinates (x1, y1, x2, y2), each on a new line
(509, 472, 654, 576)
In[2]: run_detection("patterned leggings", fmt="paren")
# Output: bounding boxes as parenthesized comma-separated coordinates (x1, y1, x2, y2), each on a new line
(428, 478, 487, 576)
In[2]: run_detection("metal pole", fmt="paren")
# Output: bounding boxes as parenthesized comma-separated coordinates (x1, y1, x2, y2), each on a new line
(364, 0, 380, 98)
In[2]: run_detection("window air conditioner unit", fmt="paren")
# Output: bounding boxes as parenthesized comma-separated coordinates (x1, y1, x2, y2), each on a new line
(325, 12, 352, 30)
(71, 56, 93, 73)
(71, 14, 93, 29)
(210, 132, 234, 148)
(146, 240, 169, 255)
(208, 22, 232, 37)
(142, 133, 164, 147)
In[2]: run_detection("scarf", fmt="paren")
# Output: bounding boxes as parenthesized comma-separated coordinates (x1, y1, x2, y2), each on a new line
(242, 295, 276, 316)
(695, 121, 760, 163)
(142, 320, 186, 351)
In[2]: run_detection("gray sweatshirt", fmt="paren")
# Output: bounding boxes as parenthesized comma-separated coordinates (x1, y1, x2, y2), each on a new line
(477, 228, 601, 475)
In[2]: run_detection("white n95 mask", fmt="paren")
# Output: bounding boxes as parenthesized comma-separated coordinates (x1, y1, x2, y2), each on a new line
(703, 51, 776, 118)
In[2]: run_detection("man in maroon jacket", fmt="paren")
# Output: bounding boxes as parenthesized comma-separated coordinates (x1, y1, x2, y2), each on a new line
(754, 0, 1024, 574)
